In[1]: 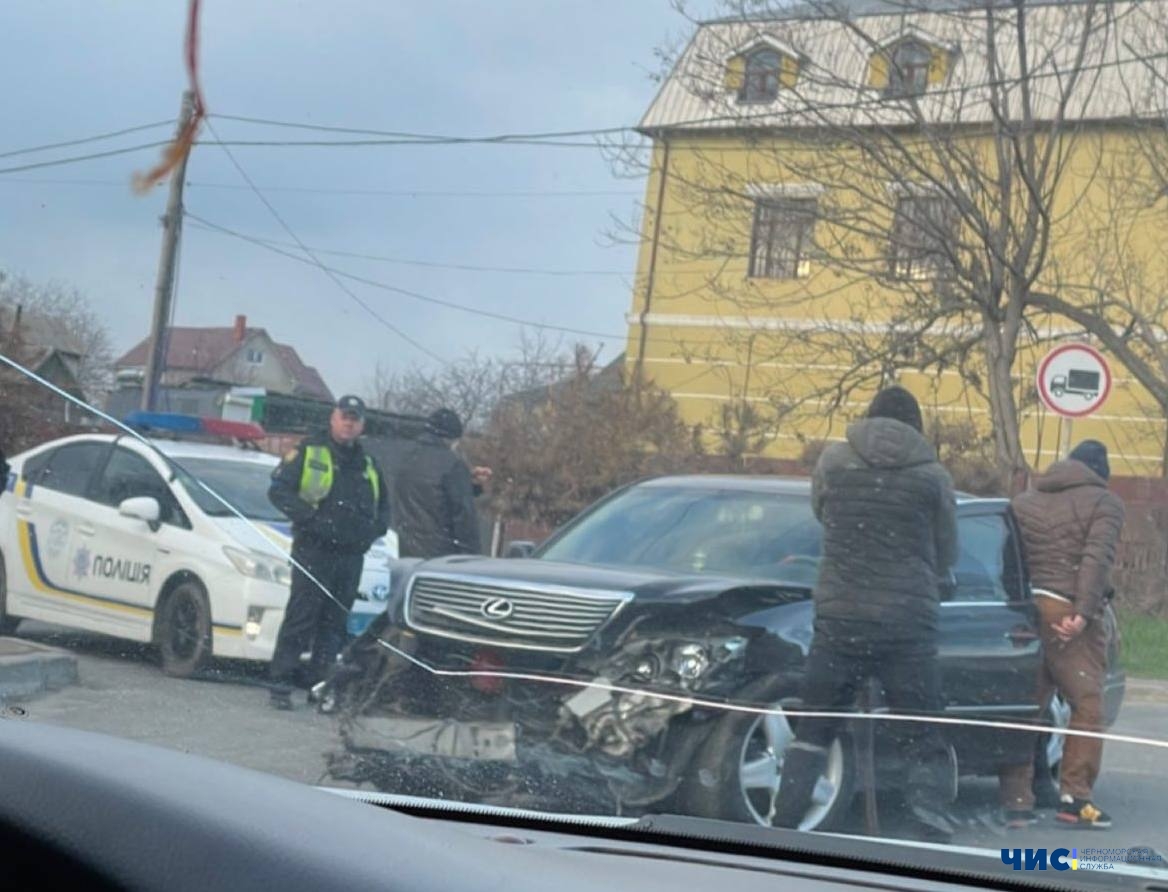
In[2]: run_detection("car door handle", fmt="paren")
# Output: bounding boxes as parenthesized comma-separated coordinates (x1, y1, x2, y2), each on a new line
(76, 523, 96, 538)
(1005, 628, 1039, 644)
(15, 503, 32, 518)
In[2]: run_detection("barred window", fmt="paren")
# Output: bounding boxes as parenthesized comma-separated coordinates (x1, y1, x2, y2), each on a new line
(748, 198, 818, 279)
(889, 195, 956, 280)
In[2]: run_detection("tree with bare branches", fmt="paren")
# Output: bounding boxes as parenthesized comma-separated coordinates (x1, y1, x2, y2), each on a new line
(0, 271, 115, 403)
(475, 353, 698, 528)
(614, 0, 1168, 480)
(364, 332, 580, 433)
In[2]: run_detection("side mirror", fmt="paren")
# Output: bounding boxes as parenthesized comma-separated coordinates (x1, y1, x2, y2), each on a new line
(940, 569, 958, 602)
(503, 540, 536, 559)
(119, 496, 162, 530)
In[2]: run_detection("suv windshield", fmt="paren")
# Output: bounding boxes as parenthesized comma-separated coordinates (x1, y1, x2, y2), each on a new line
(539, 486, 822, 584)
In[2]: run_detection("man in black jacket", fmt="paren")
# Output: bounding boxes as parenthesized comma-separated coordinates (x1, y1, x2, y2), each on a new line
(267, 395, 390, 709)
(772, 386, 960, 840)
(389, 408, 482, 558)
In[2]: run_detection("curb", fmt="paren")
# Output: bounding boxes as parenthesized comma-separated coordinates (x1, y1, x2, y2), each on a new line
(1122, 677, 1168, 704)
(0, 637, 79, 701)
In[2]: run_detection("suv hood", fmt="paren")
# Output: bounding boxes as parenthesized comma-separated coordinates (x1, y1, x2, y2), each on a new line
(407, 555, 809, 606)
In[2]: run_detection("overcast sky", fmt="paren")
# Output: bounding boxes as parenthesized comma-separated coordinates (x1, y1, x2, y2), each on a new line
(1, 1, 710, 399)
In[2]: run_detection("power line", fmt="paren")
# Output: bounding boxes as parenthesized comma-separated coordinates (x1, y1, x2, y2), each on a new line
(186, 182, 641, 198)
(7, 34, 1164, 178)
(210, 45, 1168, 149)
(185, 210, 634, 342)
(4, 38, 1166, 178)
(201, 118, 446, 364)
(202, 137, 609, 149)
(0, 141, 172, 176)
(210, 112, 635, 142)
(0, 177, 643, 198)
(183, 218, 629, 277)
(0, 121, 173, 160)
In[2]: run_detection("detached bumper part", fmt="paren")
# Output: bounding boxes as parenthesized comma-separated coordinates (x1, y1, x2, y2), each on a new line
(347, 717, 518, 761)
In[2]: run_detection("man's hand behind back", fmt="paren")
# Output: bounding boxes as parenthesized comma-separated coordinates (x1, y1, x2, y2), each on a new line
(1053, 614, 1088, 642)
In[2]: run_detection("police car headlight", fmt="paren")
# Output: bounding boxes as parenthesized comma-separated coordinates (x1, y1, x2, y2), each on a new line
(224, 547, 293, 587)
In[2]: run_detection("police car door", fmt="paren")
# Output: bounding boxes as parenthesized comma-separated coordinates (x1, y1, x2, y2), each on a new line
(10, 441, 111, 623)
(74, 445, 182, 634)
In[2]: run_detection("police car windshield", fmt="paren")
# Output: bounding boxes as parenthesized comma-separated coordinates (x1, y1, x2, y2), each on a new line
(539, 487, 822, 584)
(175, 458, 287, 523)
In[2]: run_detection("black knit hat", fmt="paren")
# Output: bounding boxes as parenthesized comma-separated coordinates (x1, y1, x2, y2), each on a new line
(1069, 439, 1110, 481)
(866, 386, 924, 433)
(427, 407, 464, 440)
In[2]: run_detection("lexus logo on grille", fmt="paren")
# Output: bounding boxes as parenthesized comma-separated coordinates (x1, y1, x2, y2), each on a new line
(480, 597, 515, 620)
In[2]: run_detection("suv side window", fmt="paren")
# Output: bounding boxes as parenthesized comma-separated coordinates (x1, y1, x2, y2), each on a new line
(92, 448, 183, 526)
(953, 513, 1024, 603)
(36, 443, 109, 498)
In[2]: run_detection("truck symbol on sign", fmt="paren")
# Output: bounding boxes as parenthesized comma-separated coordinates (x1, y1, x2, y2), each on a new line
(1050, 369, 1101, 400)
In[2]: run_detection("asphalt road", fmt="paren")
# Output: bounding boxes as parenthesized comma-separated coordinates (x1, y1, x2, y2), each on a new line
(12, 620, 1168, 862)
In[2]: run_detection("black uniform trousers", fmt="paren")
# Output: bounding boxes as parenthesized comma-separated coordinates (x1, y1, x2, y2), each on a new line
(269, 540, 363, 692)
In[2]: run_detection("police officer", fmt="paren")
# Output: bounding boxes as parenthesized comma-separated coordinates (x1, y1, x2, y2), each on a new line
(267, 395, 390, 710)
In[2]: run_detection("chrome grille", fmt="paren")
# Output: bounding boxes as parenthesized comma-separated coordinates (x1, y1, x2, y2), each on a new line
(405, 573, 631, 652)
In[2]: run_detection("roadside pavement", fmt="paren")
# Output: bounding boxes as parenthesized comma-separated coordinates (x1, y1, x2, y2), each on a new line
(0, 636, 78, 702)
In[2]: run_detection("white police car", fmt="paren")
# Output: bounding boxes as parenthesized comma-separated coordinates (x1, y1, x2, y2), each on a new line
(0, 414, 397, 677)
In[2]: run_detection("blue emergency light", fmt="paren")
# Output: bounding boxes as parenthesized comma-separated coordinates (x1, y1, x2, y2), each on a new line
(124, 412, 266, 441)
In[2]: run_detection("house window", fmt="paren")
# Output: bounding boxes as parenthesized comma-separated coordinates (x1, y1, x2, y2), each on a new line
(886, 40, 932, 98)
(740, 49, 782, 104)
(245, 349, 264, 365)
(749, 198, 818, 279)
(889, 195, 956, 280)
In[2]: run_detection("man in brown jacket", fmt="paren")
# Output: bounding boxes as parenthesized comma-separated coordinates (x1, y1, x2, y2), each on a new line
(999, 440, 1124, 830)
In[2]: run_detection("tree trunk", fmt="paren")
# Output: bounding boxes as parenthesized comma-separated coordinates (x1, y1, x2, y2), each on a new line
(983, 323, 1027, 484)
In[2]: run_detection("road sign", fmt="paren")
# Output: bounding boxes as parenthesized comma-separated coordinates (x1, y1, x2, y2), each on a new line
(1037, 343, 1112, 418)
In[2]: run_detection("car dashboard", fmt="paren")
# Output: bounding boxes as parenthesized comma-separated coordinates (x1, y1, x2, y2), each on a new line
(0, 717, 1142, 892)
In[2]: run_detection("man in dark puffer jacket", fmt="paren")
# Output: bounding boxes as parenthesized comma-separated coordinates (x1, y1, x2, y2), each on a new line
(773, 386, 959, 840)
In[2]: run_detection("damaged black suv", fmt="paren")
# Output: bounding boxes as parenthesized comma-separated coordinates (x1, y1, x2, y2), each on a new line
(320, 476, 1125, 831)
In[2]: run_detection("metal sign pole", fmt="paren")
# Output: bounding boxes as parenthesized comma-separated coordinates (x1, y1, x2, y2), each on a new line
(1059, 416, 1074, 460)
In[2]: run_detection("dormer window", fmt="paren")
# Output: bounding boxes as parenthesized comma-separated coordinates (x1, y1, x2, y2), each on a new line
(725, 38, 801, 104)
(741, 48, 782, 103)
(888, 39, 932, 97)
(868, 31, 956, 98)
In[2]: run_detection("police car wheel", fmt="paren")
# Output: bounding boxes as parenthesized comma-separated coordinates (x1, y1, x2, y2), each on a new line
(157, 580, 211, 678)
(0, 551, 19, 636)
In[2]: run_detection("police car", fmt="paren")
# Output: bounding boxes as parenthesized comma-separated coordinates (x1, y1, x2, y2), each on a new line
(0, 413, 397, 677)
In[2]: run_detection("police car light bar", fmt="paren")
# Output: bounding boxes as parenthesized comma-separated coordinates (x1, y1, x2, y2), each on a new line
(124, 412, 266, 441)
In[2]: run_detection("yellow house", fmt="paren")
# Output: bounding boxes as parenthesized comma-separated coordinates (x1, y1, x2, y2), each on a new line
(626, 1, 1168, 476)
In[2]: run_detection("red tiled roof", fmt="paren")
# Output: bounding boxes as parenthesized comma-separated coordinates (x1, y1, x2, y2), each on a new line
(272, 343, 333, 402)
(115, 326, 333, 402)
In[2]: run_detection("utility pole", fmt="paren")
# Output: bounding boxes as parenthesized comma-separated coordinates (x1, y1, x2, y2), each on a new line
(141, 90, 195, 412)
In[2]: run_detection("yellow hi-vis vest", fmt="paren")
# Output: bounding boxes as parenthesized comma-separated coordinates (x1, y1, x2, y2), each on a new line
(298, 445, 380, 512)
